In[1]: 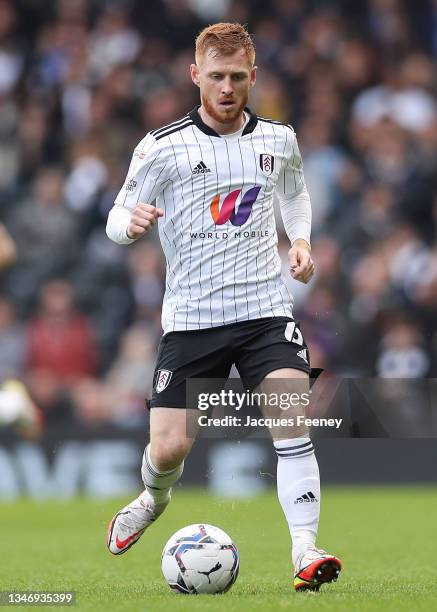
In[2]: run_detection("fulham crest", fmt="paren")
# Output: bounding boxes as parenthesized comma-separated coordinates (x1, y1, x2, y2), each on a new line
(155, 369, 173, 393)
(260, 154, 274, 176)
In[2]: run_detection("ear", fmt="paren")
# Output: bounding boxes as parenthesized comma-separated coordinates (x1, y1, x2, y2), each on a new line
(250, 65, 257, 88)
(190, 64, 200, 88)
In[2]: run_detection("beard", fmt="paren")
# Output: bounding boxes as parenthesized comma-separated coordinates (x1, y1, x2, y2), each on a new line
(201, 91, 248, 125)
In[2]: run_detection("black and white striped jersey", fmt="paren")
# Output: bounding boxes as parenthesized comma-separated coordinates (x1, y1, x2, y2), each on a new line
(113, 106, 311, 333)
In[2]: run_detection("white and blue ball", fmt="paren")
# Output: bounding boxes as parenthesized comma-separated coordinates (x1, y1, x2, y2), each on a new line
(161, 524, 239, 594)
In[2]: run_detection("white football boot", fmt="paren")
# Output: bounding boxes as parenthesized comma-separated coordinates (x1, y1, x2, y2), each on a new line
(293, 548, 342, 591)
(107, 490, 170, 555)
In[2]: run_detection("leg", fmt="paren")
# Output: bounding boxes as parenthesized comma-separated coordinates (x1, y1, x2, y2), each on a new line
(255, 368, 319, 561)
(107, 407, 198, 555)
(149, 407, 197, 470)
(256, 368, 341, 590)
(107, 325, 231, 555)
(141, 407, 198, 502)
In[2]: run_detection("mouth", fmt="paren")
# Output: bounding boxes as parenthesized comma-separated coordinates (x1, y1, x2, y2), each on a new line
(219, 100, 236, 108)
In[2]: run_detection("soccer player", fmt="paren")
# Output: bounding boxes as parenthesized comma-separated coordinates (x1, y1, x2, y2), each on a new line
(106, 23, 341, 591)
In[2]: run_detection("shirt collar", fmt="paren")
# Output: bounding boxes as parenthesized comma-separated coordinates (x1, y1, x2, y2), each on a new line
(188, 105, 258, 137)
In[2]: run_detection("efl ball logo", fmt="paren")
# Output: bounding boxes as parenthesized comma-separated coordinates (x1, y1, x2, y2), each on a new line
(125, 179, 137, 192)
(259, 154, 274, 176)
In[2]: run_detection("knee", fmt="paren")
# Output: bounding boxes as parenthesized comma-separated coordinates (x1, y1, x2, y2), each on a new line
(150, 438, 191, 471)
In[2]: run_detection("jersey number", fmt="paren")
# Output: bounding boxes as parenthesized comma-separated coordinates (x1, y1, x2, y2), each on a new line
(284, 322, 304, 346)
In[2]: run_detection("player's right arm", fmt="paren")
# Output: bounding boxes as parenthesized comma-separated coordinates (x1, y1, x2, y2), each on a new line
(126, 203, 164, 239)
(106, 133, 169, 244)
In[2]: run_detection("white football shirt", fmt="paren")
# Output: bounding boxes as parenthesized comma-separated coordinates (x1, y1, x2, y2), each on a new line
(110, 107, 311, 333)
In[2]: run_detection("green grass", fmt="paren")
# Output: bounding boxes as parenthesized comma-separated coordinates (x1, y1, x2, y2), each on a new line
(1, 487, 437, 611)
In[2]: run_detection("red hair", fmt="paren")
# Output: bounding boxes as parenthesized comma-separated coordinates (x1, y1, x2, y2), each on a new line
(195, 22, 255, 66)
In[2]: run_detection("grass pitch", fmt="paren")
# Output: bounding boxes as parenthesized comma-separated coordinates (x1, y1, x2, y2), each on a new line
(1, 487, 436, 611)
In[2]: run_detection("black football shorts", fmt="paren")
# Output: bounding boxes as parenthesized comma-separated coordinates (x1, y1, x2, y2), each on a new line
(148, 316, 311, 409)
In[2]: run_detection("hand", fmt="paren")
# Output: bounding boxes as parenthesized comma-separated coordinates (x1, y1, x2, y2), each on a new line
(127, 203, 164, 239)
(288, 239, 314, 284)
(0, 222, 16, 269)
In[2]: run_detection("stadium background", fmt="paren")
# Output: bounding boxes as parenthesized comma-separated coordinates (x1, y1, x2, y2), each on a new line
(0, 0, 436, 500)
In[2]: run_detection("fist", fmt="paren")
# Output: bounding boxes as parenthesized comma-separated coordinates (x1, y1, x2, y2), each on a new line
(288, 239, 315, 284)
(127, 203, 164, 239)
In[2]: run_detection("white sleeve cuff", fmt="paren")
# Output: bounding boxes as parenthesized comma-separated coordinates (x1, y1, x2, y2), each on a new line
(278, 185, 312, 246)
(106, 205, 137, 245)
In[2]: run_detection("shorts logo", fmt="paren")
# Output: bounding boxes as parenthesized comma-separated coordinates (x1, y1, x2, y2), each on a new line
(284, 321, 304, 346)
(210, 186, 261, 226)
(297, 349, 308, 364)
(126, 179, 137, 192)
(156, 369, 173, 393)
(259, 154, 274, 176)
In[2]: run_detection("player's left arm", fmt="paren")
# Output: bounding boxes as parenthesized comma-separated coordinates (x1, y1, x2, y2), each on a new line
(276, 127, 314, 284)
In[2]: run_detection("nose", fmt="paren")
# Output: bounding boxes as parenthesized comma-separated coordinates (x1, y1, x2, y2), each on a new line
(221, 76, 234, 96)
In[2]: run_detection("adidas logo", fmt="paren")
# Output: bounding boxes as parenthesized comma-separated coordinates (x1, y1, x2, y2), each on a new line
(297, 349, 308, 364)
(294, 491, 318, 504)
(192, 161, 211, 174)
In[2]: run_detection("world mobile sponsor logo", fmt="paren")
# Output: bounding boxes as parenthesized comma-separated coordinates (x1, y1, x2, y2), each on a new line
(190, 229, 269, 239)
(210, 186, 261, 226)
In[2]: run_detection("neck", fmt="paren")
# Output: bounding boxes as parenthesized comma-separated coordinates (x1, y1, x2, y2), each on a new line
(198, 106, 246, 135)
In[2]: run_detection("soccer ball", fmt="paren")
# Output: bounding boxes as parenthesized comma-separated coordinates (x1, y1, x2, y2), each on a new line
(161, 523, 239, 594)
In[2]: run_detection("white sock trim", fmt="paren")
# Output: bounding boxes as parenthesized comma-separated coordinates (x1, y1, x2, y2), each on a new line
(146, 444, 177, 476)
(141, 444, 184, 498)
(274, 437, 314, 458)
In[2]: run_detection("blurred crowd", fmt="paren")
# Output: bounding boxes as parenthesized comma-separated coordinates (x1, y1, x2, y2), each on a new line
(0, 0, 436, 431)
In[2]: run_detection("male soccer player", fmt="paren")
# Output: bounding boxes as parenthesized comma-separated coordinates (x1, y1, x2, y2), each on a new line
(106, 23, 341, 591)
